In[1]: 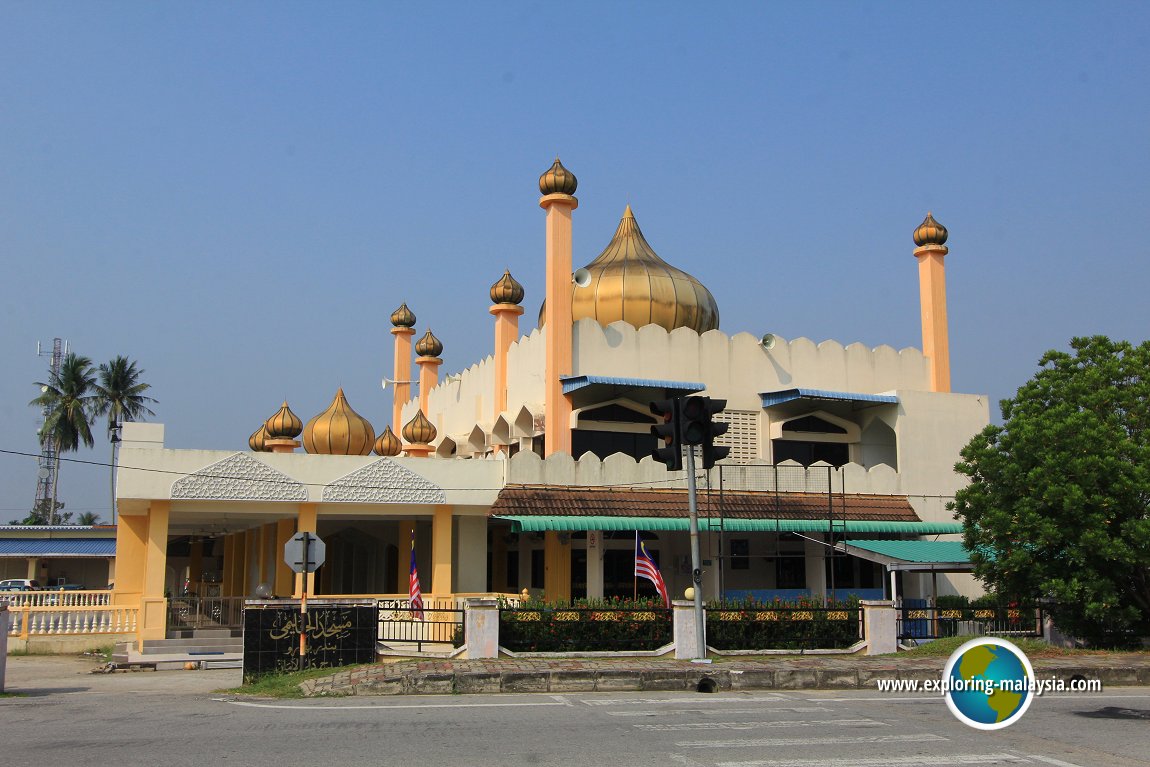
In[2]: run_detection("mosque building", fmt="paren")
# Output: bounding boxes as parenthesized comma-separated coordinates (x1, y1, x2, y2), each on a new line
(111, 159, 987, 641)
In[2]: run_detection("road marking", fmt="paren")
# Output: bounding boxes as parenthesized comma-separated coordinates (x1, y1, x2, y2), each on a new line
(715, 754, 1030, 766)
(607, 706, 833, 716)
(581, 695, 789, 706)
(549, 695, 573, 706)
(676, 733, 949, 748)
(1026, 757, 1088, 767)
(810, 696, 942, 702)
(214, 698, 572, 711)
(636, 719, 886, 732)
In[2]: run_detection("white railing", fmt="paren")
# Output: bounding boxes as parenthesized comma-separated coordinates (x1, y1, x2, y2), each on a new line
(0, 590, 112, 608)
(4, 604, 139, 638)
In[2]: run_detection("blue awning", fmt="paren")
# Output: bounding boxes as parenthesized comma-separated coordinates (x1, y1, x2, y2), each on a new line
(0, 539, 116, 558)
(561, 375, 706, 395)
(760, 388, 899, 409)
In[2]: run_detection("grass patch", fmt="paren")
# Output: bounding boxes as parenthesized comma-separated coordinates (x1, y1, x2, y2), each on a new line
(220, 664, 373, 699)
(0, 691, 27, 698)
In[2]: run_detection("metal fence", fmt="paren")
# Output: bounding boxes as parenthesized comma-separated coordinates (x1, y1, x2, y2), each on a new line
(377, 598, 464, 652)
(897, 605, 1044, 642)
(167, 596, 246, 631)
(705, 605, 863, 651)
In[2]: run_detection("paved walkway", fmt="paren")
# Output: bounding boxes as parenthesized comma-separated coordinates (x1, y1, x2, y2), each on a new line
(301, 651, 1150, 696)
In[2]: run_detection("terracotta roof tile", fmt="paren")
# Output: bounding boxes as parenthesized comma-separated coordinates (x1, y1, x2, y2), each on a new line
(490, 485, 920, 523)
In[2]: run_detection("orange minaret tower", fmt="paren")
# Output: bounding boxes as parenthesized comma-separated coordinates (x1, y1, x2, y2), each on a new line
(539, 158, 578, 456)
(489, 269, 525, 453)
(415, 329, 443, 415)
(913, 212, 951, 392)
(389, 303, 417, 432)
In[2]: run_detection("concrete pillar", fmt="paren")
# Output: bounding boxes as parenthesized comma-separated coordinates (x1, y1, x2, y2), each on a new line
(490, 297, 523, 454)
(586, 530, 604, 599)
(540, 179, 577, 457)
(275, 519, 295, 597)
(455, 516, 487, 593)
(673, 600, 704, 660)
(543, 531, 571, 602)
(417, 353, 442, 417)
(862, 600, 898, 655)
(113, 513, 148, 606)
(463, 597, 500, 659)
(0, 604, 8, 691)
(432, 505, 453, 596)
(139, 500, 170, 642)
(228, 533, 245, 598)
(25, 558, 38, 581)
(391, 323, 415, 432)
(803, 536, 827, 598)
(295, 503, 318, 597)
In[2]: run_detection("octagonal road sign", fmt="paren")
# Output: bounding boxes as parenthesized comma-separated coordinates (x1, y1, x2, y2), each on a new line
(284, 531, 326, 574)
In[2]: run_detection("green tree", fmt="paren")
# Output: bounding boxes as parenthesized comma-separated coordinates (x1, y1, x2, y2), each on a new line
(76, 511, 101, 526)
(29, 353, 97, 524)
(93, 356, 157, 523)
(953, 336, 1150, 644)
(10, 499, 69, 526)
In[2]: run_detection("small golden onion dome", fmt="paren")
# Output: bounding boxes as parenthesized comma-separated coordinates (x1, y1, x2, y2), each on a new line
(415, 329, 443, 358)
(302, 388, 376, 456)
(265, 401, 303, 439)
(249, 424, 271, 452)
(913, 211, 948, 247)
(539, 157, 577, 196)
(390, 302, 416, 328)
(540, 205, 720, 334)
(374, 425, 402, 456)
(401, 409, 437, 445)
(490, 269, 525, 305)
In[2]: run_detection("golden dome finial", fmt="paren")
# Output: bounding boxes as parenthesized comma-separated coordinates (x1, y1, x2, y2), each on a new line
(539, 205, 720, 333)
(390, 302, 416, 328)
(539, 157, 577, 196)
(490, 269, 525, 306)
(374, 425, 402, 456)
(265, 401, 303, 439)
(302, 388, 375, 455)
(913, 211, 948, 247)
(401, 409, 437, 445)
(415, 329, 443, 358)
(249, 423, 271, 452)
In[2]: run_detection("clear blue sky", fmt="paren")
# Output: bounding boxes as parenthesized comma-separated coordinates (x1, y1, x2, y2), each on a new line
(2, 2, 1147, 521)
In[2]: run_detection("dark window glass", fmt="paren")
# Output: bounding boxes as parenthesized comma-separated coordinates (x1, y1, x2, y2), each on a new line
(772, 439, 849, 467)
(572, 429, 658, 462)
(531, 549, 544, 589)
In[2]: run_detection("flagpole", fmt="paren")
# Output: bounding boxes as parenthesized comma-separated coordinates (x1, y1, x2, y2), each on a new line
(633, 532, 638, 601)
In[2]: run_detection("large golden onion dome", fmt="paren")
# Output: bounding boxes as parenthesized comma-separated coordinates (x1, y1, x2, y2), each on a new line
(490, 269, 525, 305)
(249, 424, 271, 452)
(539, 157, 577, 196)
(540, 205, 720, 333)
(302, 388, 375, 455)
(390, 302, 416, 328)
(913, 211, 948, 247)
(401, 409, 437, 445)
(265, 401, 303, 439)
(414, 329, 443, 358)
(374, 425, 402, 456)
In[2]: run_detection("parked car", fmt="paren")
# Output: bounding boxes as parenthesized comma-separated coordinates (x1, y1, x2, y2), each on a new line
(0, 578, 43, 591)
(55, 583, 85, 591)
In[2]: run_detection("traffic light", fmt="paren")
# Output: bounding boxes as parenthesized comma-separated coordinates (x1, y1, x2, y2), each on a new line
(680, 395, 731, 469)
(649, 398, 682, 471)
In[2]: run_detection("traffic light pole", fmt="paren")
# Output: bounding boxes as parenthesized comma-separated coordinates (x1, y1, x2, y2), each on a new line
(685, 445, 707, 661)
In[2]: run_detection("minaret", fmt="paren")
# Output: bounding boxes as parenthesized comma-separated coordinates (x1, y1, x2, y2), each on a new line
(389, 303, 417, 433)
(415, 329, 443, 415)
(913, 212, 951, 392)
(489, 269, 525, 452)
(539, 158, 578, 456)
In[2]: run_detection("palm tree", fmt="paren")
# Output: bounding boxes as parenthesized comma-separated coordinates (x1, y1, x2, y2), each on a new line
(93, 356, 157, 523)
(30, 353, 98, 524)
(77, 511, 101, 526)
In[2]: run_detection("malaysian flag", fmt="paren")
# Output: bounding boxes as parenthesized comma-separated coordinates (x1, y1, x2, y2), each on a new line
(635, 532, 670, 607)
(409, 531, 425, 621)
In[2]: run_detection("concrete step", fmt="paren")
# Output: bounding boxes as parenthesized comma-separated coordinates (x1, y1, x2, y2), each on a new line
(149, 636, 243, 649)
(167, 628, 241, 640)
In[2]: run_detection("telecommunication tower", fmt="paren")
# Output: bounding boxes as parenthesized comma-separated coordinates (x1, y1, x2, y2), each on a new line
(34, 337, 68, 525)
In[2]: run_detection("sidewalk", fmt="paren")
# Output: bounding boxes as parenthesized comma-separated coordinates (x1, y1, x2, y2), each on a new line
(300, 652, 1150, 696)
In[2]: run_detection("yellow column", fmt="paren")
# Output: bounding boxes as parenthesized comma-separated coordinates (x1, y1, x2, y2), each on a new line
(221, 534, 234, 597)
(229, 533, 244, 597)
(294, 503, 318, 597)
(189, 539, 203, 594)
(275, 518, 296, 596)
(397, 520, 414, 595)
(25, 558, 39, 580)
(432, 506, 453, 596)
(543, 531, 571, 603)
(490, 301, 524, 454)
(391, 324, 415, 432)
(139, 500, 170, 641)
(112, 512, 148, 605)
(541, 189, 577, 456)
(913, 213, 951, 393)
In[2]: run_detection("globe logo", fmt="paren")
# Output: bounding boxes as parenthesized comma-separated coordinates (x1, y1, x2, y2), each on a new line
(942, 637, 1035, 729)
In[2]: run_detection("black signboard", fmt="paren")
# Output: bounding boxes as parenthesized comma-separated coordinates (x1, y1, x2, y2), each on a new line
(243, 602, 376, 679)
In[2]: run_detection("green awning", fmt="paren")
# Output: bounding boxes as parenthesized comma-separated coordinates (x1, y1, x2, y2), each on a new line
(493, 516, 963, 535)
(842, 539, 975, 572)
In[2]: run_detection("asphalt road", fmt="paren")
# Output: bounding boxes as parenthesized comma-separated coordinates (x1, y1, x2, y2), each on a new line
(3, 657, 1149, 766)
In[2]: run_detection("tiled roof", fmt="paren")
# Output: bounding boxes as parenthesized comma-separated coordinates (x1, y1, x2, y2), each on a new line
(490, 485, 920, 523)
